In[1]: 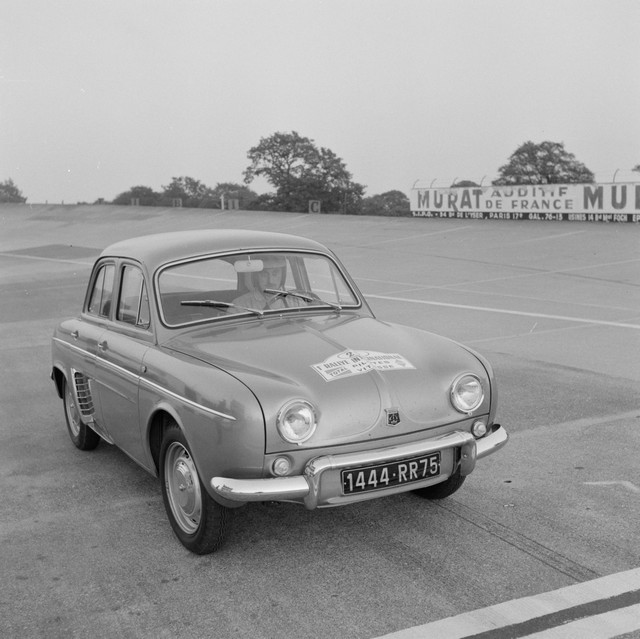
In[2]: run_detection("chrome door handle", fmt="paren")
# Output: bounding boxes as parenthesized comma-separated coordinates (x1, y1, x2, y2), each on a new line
(71, 330, 79, 340)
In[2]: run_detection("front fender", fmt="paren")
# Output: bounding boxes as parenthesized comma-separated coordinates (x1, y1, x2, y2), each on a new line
(139, 346, 266, 504)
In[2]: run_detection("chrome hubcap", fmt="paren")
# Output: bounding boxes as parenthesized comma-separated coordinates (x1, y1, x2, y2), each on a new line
(165, 442, 202, 534)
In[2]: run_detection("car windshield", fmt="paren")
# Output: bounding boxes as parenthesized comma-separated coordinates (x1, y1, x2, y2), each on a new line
(156, 251, 360, 327)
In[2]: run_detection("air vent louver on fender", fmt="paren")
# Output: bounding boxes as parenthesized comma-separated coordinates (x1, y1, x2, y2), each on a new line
(73, 371, 95, 417)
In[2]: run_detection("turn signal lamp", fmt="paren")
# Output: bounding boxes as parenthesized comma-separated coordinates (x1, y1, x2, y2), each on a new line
(272, 456, 293, 477)
(471, 419, 488, 438)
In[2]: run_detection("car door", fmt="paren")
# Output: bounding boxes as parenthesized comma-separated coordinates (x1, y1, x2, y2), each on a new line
(93, 262, 153, 465)
(62, 260, 116, 442)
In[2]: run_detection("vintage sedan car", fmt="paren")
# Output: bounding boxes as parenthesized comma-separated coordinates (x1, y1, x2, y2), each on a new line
(51, 230, 507, 554)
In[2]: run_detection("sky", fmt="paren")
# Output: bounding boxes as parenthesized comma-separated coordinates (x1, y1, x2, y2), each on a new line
(1, 0, 639, 204)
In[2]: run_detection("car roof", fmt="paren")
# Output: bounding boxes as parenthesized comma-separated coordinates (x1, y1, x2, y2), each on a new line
(99, 229, 330, 270)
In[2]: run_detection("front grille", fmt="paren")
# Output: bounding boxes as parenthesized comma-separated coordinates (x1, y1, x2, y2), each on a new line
(73, 372, 95, 417)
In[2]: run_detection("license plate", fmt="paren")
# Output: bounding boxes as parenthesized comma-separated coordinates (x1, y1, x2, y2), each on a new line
(341, 452, 441, 495)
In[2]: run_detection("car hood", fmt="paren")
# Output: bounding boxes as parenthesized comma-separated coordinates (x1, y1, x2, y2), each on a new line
(162, 314, 491, 452)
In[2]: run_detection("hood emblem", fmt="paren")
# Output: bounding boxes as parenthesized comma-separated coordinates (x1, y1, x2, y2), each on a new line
(386, 408, 401, 427)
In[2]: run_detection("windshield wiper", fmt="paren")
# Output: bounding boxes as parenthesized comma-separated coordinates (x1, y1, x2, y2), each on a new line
(263, 288, 314, 303)
(263, 289, 342, 311)
(315, 299, 342, 311)
(180, 300, 264, 317)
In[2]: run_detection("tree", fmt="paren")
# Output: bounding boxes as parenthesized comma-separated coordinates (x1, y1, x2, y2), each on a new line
(451, 180, 480, 188)
(209, 182, 259, 209)
(160, 176, 213, 208)
(110, 179, 258, 209)
(361, 190, 410, 216)
(493, 141, 594, 186)
(243, 131, 365, 214)
(632, 164, 640, 173)
(247, 192, 280, 211)
(0, 179, 27, 203)
(112, 185, 161, 206)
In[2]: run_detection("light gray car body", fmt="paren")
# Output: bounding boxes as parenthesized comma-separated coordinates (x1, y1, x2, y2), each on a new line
(51, 229, 507, 551)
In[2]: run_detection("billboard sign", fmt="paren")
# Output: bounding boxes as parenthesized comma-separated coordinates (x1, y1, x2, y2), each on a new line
(410, 183, 640, 222)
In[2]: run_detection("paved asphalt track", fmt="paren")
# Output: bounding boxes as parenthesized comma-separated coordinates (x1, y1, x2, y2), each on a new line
(0, 203, 639, 638)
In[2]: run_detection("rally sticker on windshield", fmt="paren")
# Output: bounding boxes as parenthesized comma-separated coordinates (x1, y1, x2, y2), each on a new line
(312, 350, 415, 382)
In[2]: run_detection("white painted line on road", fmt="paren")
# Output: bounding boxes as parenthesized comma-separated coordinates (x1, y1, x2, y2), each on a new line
(359, 226, 472, 247)
(497, 229, 587, 246)
(375, 567, 640, 639)
(522, 603, 640, 638)
(0, 252, 93, 267)
(359, 255, 640, 291)
(585, 481, 640, 494)
(364, 293, 640, 330)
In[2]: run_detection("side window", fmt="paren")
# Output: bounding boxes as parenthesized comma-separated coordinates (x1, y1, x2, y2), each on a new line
(117, 265, 151, 329)
(87, 264, 115, 317)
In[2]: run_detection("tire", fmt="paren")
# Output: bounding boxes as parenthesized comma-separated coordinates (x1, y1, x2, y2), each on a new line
(63, 378, 100, 451)
(412, 469, 466, 500)
(160, 421, 228, 554)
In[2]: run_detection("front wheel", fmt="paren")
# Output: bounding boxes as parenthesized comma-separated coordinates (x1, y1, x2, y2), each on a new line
(160, 422, 228, 554)
(62, 378, 100, 451)
(412, 469, 466, 500)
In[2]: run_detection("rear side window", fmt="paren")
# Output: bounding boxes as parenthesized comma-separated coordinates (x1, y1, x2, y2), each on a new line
(87, 264, 115, 317)
(117, 265, 151, 329)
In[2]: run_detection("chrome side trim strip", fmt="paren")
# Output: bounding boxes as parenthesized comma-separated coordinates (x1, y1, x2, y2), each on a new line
(139, 377, 236, 421)
(96, 355, 139, 383)
(53, 337, 88, 358)
(53, 338, 236, 421)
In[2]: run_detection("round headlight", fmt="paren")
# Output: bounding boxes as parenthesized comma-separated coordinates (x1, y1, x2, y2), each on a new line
(450, 374, 484, 414)
(276, 400, 317, 444)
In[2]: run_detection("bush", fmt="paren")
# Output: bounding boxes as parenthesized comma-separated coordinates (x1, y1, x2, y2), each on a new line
(0, 179, 27, 203)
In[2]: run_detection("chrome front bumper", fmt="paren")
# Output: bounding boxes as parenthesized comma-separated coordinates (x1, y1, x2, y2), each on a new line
(211, 424, 507, 510)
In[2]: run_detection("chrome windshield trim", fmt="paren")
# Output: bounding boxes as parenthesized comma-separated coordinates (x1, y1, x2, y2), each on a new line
(154, 248, 363, 329)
